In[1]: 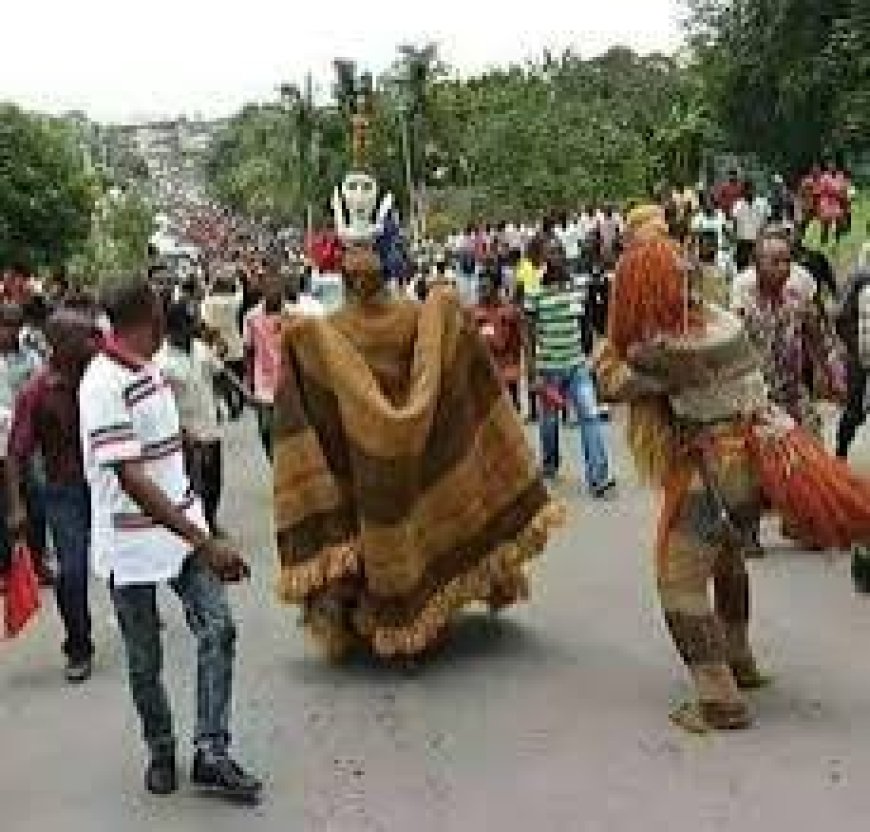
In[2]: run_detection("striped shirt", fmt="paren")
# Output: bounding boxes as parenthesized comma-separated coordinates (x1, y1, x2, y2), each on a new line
(79, 351, 207, 586)
(525, 282, 587, 373)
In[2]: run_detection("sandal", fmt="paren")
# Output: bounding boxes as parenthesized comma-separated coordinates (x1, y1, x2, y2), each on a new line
(669, 699, 753, 734)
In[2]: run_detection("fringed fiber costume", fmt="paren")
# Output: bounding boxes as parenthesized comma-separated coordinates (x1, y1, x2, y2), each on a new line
(595, 208, 870, 732)
(274, 248, 562, 661)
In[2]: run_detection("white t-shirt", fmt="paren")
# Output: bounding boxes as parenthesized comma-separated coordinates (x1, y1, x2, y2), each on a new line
(732, 197, 771, 243)
(597, 215, 621, 253)
(80, 352, 207, 586)
(556, 223, 581, 260)
(691, 210, 731, 252)
(577, 213, 596, 243)
(505, 224, 523, 253)
(201, 290, 244, 362)
(157, 340, 222, 443)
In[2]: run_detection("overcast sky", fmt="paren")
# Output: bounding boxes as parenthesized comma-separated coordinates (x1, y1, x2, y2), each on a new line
(2, 0, 684, 123)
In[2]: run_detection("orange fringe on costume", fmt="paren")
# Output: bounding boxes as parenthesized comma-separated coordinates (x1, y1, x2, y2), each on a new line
(655, 423, 870, 568)
(749, 426, 870, 550)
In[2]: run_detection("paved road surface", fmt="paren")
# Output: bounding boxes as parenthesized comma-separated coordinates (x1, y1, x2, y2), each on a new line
(4, 409, 870, 832)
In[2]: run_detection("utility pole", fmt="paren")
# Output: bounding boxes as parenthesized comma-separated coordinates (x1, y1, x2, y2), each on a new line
(304, 72, 314, 240)
(400, 107, 416, 247)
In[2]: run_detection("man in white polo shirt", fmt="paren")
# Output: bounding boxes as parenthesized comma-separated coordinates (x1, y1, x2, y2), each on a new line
(80, 277, 261, 803)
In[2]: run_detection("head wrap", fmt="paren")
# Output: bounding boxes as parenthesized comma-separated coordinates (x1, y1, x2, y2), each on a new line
(627, 204, 668, 239)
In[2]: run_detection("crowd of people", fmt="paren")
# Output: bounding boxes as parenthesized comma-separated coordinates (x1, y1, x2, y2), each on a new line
(0, 161, 868, 804)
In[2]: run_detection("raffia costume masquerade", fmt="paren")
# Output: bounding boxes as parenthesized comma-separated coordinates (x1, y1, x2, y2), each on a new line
(595, 208, 870, 732)
(273, 248, 561, 659)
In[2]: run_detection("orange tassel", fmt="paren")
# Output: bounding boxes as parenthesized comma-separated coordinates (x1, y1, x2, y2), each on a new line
(749, 426, 870, 549)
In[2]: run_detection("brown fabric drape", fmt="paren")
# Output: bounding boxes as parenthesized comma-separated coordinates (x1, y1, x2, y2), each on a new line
(274, 288, 561, 657)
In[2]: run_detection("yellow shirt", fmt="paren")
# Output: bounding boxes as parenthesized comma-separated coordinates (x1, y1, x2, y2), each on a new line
(516, 258, 543, 295)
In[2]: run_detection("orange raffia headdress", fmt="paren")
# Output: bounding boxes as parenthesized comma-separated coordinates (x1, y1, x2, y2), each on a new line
(607, 206, 691, 489)
(608, 207, 693, 359)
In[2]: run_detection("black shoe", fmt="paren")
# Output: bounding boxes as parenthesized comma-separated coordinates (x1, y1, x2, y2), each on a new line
(852, 545, 870, 594)
(65, 656, 92, 684)
(146, 754, 178, 796)
(191, 751, 262, 804)
(591, 479, 617, 499)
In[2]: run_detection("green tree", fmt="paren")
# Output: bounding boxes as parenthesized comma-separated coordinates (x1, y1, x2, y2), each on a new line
(684, 0, 870, 171)
(68, 186, 154, 284)
(0, 105, 96, 271)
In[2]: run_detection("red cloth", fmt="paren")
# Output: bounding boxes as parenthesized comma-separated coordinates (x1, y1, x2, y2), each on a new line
(10, 368, 86, 486)
(473, 303, 523, 383)
(307, 231, 342, 272)
(1, 273, 31, 304)
(4, 545, 40, 638)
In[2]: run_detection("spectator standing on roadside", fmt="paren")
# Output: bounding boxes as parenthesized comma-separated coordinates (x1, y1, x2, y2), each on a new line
(200, 266, 245, 419)
(80, 277, 261, 802)
(0, 304, 41, 590)
(732, 181, 771, 272)
(7, 310, 97, 682)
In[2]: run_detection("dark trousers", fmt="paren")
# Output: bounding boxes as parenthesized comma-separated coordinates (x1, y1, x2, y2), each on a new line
(186, 440, 222, 533)
(44, 483, 92, 662)
(526, 387, 538, 422)
(506, 380, 521, 412)
(0, 467, 9, 573)
(837, 358, 867, 458)
(111, 557, 237, 758)
(257, 405, 274, 462)
(217, 359, 246, 418)
(735, 240, 755, 273)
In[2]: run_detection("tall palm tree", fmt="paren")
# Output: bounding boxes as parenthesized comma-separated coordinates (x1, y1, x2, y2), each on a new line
(394, 43, 445, 239)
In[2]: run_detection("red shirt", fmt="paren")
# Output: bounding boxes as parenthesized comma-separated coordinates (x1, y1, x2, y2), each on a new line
(474, 302, 523, 383)
(10, 367, 85, 485)
(714, 180, 745, 217)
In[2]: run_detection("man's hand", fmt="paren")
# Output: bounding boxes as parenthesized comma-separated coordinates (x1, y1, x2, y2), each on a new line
(196, 538, 251, 584)
(9, 520, 29, 561)
(116, 460, 250, 583)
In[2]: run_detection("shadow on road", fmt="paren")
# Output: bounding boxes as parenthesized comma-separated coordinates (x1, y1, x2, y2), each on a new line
(283, 613, 572, 684)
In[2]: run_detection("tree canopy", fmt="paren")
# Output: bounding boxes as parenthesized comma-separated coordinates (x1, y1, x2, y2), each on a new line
(0, 105, 96, 271)
(67, 186, 154, 285)
(685, 0, 870, 172)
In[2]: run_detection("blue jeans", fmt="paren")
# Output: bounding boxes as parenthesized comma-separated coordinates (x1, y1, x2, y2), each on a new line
(539, 366, 611, 490)
(111, 557, 237, 758)
(44, 483, 92, 662)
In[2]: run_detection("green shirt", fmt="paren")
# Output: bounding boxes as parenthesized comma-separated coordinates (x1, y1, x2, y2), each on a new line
(524, 284, 586, 373)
